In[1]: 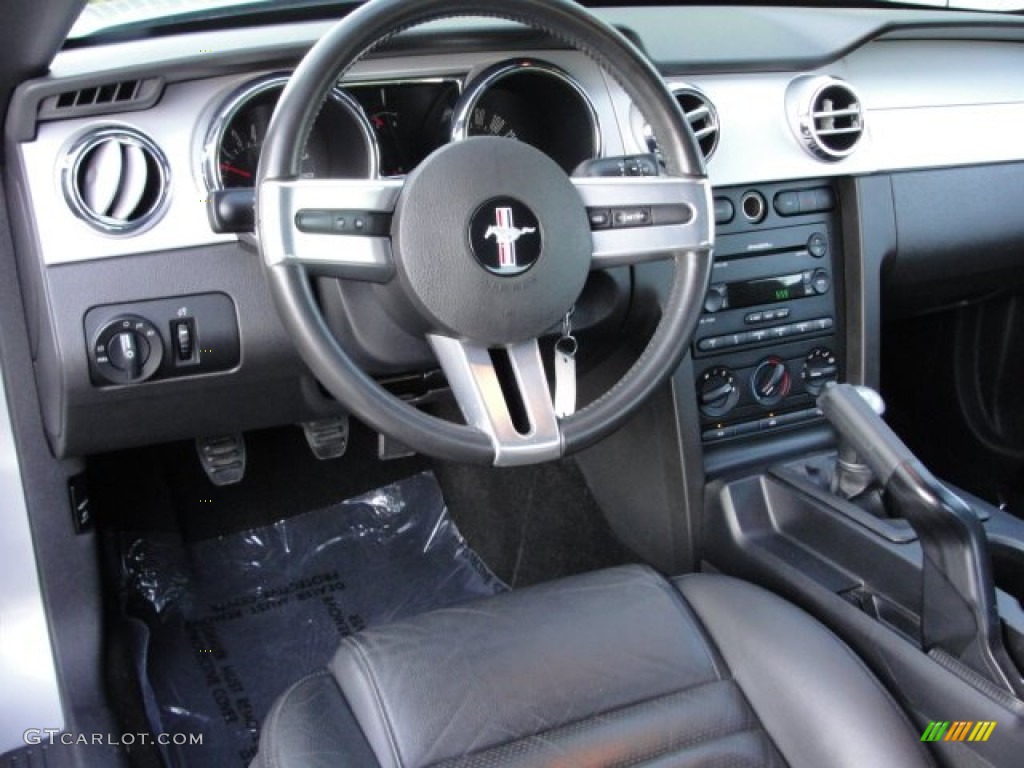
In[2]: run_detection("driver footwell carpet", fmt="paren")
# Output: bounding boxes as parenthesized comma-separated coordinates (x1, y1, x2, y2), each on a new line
(116, 471, 504, 768)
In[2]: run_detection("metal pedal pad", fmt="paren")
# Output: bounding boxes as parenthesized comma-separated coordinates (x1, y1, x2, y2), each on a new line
(195, 434, 246, 486)
(301, 415, 349, 460)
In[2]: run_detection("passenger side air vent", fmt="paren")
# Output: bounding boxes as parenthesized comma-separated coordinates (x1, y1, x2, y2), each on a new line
(632, 84, 720, 162)
(61, 128, 170, 234)
(786, 76, 864, 161)
(38, 78, 163, 120)
(673, 87, 720, 160)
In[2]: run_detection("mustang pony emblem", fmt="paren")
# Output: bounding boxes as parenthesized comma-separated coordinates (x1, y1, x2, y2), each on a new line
(484, 207, 536, 268)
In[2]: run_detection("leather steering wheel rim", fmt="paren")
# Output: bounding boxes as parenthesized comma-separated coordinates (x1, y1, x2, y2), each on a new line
(256, 0, 714, 466)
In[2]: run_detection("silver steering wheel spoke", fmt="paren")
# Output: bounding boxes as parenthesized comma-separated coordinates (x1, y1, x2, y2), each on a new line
(428, 335, 561, 467)
(572, 176, 714, 269)
(258, 178, 403, 280)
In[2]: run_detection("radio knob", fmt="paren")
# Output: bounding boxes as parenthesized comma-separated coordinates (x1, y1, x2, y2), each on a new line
(751, 357, 791, 407)
(704, 284, 727, 314)
(811, 269, 830, 295)
(698, 366, 739, 417)
(801, 347, 839, 396)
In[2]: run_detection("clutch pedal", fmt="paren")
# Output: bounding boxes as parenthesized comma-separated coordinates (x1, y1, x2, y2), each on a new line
(195, 434, 246, 486)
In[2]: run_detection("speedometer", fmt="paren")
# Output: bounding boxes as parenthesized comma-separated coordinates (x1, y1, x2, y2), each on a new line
(203, 74, 378, 190)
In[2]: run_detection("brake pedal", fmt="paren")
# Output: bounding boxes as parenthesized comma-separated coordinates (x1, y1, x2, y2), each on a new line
(195, 434, 246, 486)
(302, 415, 349, 460)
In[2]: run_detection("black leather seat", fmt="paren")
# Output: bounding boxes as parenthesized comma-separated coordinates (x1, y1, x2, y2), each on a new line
(253, 566, 932, 768)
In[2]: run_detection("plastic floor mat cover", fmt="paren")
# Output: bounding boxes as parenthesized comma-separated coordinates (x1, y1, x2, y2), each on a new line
(118, 471, 503, 768)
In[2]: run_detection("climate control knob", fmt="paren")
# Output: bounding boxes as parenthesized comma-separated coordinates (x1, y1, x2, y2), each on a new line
(751, 357, 791, 407)
(698, 366, 739, 418)
(801, 347, 839, 396)
(93, 315, 164, 385)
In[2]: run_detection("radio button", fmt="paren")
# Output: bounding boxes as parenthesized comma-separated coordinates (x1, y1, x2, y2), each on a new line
(798, 189, 818, 212)
(815, 187, 836, 211)
(773, 191, 800, 217)
(714, 198, 735, 224)
(776, 308, 791, 319)
(704, 284, 727, 313)
(808, 232, 828, 258)
(744, 311, 763, 324)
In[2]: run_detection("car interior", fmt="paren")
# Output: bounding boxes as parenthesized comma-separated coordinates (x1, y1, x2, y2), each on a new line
(3, 0, 1024, 766)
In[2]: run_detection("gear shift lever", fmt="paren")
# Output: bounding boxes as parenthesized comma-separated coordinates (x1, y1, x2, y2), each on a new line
(818, 383, 1024, 697)
(831, 386, 885, 500)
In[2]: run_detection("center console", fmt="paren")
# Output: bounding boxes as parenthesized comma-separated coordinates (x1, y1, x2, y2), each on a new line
(695, 180, 843, 444)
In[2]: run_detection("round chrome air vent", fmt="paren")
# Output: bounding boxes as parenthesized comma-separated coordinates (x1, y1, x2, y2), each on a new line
(631, 84, 719, 162)
(786, 76, 864, 161)
(62, 127, 169, 234)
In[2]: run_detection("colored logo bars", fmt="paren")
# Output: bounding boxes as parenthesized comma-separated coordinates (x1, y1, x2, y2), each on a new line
(920, 721, 996, 742)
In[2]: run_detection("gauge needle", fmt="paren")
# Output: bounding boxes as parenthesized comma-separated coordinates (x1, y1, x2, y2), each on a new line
(220, 163, 253, 179)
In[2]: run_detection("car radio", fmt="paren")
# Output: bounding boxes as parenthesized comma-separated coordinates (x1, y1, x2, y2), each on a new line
(695, 181, 843, 443)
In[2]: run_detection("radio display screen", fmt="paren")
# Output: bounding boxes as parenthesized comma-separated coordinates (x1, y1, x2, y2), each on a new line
(728, 273, 804, 309)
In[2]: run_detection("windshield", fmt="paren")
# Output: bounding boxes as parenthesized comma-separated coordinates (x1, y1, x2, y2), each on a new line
(68, 0, 1024, 41)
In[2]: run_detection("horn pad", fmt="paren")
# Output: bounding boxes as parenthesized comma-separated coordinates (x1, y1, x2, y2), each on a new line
(391, 136, 591, 346)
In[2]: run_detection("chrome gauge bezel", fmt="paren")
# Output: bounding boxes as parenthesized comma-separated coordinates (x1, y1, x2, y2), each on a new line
(451, 59, 602, 161)
(201, 72, 380, 191)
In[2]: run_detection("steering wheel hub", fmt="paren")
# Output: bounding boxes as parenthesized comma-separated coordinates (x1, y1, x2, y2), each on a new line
(391, 136, 590, 346)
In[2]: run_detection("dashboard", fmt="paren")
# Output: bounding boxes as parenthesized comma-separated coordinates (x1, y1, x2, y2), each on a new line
(7, 6, 1024, 458)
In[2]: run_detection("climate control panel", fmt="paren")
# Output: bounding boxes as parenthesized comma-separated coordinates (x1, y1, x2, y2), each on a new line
(697, 179, 843, 444)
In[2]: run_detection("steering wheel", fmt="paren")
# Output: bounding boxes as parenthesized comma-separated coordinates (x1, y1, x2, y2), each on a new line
(256, 0, 713, 466)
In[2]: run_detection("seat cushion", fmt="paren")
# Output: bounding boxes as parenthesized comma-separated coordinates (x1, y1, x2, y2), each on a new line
(254, 565, 933, 768)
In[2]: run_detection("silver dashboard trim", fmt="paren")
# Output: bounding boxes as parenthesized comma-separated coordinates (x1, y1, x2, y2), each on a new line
(0, 366, 65, 752)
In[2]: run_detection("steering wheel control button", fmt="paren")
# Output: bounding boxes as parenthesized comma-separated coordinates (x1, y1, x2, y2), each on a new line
(611, 207, 652, 228)
(588, 209, 611, 229)
(93, 315, 164, 385)
(469, 197, 542, 276)
(295, 209, 390, 236)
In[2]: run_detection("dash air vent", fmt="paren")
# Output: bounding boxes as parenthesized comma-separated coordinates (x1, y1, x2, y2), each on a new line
(787, 76, 864, 161)
(673, 87, 720, 160)
(61, 128, 169, 234)
(38, 79, 163, 120)
(633, 84, 719, 162)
